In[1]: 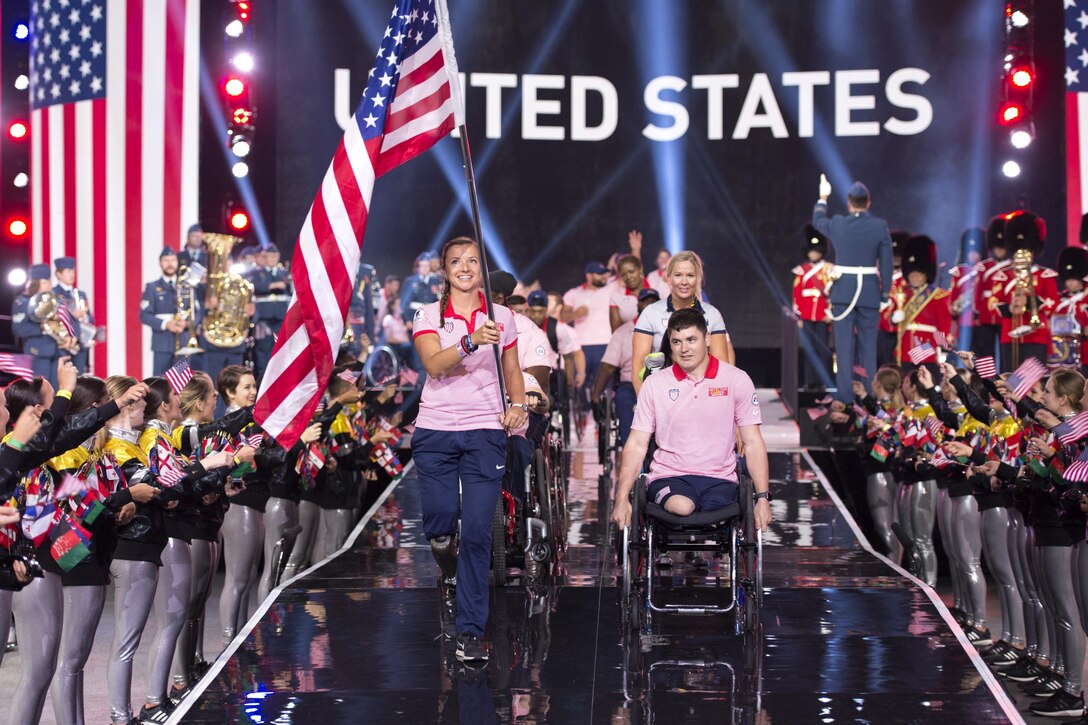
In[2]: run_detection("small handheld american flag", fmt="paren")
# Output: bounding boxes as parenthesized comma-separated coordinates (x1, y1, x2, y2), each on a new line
(1054, 411, 1088, 447)
(164, 358, 193, 395)
(1007, 357, 1048, 400)
(55, 304, 77, 340)
(907, 342, 936, 365)
(974, 356, 997, 379)
(0, 353, 35, 380)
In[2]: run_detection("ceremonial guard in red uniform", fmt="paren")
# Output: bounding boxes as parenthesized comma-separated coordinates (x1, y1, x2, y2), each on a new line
(973, 215, 1011, 363)
(947, 227, 984, 352)
(792, 224, 832, 387)
(891, 235, 952, 367)
(1050, 245, 1088, 368)
(877, 231, 908, 366)
(989, 211, 1059, 370)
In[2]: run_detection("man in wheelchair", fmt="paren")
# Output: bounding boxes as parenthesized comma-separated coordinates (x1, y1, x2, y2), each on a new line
(610, 308, 772, 532)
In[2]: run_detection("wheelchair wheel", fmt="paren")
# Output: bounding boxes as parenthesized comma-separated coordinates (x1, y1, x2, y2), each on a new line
(533, 448, 554, 553)
(491, 496, 507, 587)
(736, 475, 762, 633)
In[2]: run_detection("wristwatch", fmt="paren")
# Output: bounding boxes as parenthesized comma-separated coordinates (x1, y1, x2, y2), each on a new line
(510, 403, 529, 412)
(753, 491, 772, 502)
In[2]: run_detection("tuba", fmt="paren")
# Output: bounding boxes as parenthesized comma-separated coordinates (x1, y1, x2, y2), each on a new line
(202, 234, 253, 349)
(27, 291, 77, 351)
(1008, 247, 1042, 339)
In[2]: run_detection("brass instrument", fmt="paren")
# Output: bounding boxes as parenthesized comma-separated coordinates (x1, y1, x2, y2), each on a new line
(26, 291, 78, 351)
(202, 233, 253, 349)
(1008, 248, 1042, 339)
(175, 264, 204, 357)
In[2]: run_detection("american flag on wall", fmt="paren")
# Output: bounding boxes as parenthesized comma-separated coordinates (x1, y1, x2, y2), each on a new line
(28, 0, 201, 378)
(254, 0, 463, 447)
(1067, 0, 1088, 244)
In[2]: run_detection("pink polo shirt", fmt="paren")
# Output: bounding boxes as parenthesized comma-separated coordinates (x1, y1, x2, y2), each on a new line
(646, 269, 670, 297)
(608, 279, 651, 324)
(412, 294, 518, 432)
(563, 282, 615, 346)
(514, 312, 552, 372)
(601, 321, 634, 383)
(631, 356, 761, 484)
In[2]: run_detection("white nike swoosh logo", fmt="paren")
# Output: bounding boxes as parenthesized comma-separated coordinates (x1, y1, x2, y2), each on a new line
(496, 465, 505, 470)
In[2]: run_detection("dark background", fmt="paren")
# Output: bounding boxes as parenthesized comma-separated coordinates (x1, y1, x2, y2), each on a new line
(197, 0, 1066, 362)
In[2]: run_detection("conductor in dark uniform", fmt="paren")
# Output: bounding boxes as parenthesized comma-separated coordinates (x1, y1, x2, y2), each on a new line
(12, 263, 66, 386)
(140, 247, 203, 375)
(812, 177, 893, 402)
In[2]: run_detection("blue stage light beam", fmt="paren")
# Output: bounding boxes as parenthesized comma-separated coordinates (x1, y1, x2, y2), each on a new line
(427, 0, 581, 250)
(519, 147, 649, 283)
(198, 63, 271, 249)
(634, 0, 688, 252)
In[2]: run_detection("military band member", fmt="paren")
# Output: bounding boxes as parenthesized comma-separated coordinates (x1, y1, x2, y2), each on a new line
(947, 228, 984, 352)
(989, 211, 1059, 370)
(250, 243, 291, 380)
(178, 223, 208, 272)
(140, 247, 203, 375)
(347, 261, 377, 357)
(877, 231, 907, 366)
(792, 224, 832, 388)
(891, 235, 952, 368)
(1051, 245, 1088, 368)
(973, 215, 1011, 362)
(401, 251, 444, 330)
(12, 263, 69, 385)
(52, 256, 94, 374)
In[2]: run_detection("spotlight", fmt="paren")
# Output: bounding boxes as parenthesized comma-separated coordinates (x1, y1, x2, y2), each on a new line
(8, 219, 28, 237)
(1010, 67, 1034, 88)
(230, 136, 251, 158)
(1002, 160, 1021, 178)
(230, 210, 250, 231)
(14, 74, 28, 91)
(1000, 103, 1023, 125)
(7, 268, 26, 287)
(13, 173, 28, 188)
(232, 52, 254, 73)
(231, 161, 249, 178)
(1010, 10, 1029, 27)
(224, 78, 245, 97)
(225, 19, 244, 38)
(232, 108, 253, 125)
(1010, 129, 1033, 149)
(13, 23, 28, 40)
(8, 121, 27, 140)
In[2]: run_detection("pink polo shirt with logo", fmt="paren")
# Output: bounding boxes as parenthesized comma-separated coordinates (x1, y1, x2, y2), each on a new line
(562, 282, 615, 346)
(631, 356, 761, 484)
(514, 311, 552, 372)
(601, 321, 634, 383)
(609, 279, 651, 324)
(412, 293, 518, 432)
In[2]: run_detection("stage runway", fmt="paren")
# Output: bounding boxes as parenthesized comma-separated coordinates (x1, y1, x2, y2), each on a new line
(172, 395, 1021, 724)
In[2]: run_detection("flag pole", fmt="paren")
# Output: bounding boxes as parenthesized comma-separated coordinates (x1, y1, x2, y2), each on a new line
(456, 124, 508, 413)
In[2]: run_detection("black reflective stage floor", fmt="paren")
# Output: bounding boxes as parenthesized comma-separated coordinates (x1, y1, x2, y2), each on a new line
(175, 444, 1020, 724)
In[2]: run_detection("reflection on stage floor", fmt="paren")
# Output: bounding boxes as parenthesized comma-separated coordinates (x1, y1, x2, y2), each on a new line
(176, 441, 1018, 724)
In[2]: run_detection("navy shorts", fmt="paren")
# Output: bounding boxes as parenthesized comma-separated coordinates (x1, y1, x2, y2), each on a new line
(647, 475, 738, 513)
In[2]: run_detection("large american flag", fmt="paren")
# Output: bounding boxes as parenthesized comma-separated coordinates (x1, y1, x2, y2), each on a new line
(28, 0, 200, 378)
(1067, 0, 1088, 243)
(254, 0, 463, 446)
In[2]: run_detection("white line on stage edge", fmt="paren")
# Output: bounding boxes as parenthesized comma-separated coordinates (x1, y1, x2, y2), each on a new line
(166, 459, 414, 724)
(802, 449, 1024, 725)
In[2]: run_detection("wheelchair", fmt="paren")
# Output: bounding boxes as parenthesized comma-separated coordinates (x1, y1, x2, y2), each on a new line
(492, 441, 570, 584)
(620, 474, 763, 636)
(595, 388, 621, 514)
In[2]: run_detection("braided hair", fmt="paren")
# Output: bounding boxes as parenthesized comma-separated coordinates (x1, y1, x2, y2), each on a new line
(437, 236, 478, 326)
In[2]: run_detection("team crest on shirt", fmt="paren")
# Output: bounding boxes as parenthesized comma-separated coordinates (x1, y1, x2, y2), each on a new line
(708, 387, 728, 397)
(668, 388, 679, 401)
(752, 394, 760, 406)
(415, 309, 426, 323)
(536, 345, 546, 357)
(444, 321, 454, 332)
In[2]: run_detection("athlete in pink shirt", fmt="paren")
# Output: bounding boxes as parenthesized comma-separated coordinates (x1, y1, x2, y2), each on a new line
(611, 308, 772, 532)
(593, 288, 660, 445)
(411, 237, 527, 663)
(608, 254, 651, 330)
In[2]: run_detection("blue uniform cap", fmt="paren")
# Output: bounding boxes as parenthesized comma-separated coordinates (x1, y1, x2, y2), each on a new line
(160, 246, 177, 259)
(848, 181, 870, 199)
(584, 262, 607, 275)
(29, 263, 50, 280)
(637, 288, 661, 302)
(53, 256, 75, 271)
(527, 290, 548, 307)
(187, 223, 202, 235)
